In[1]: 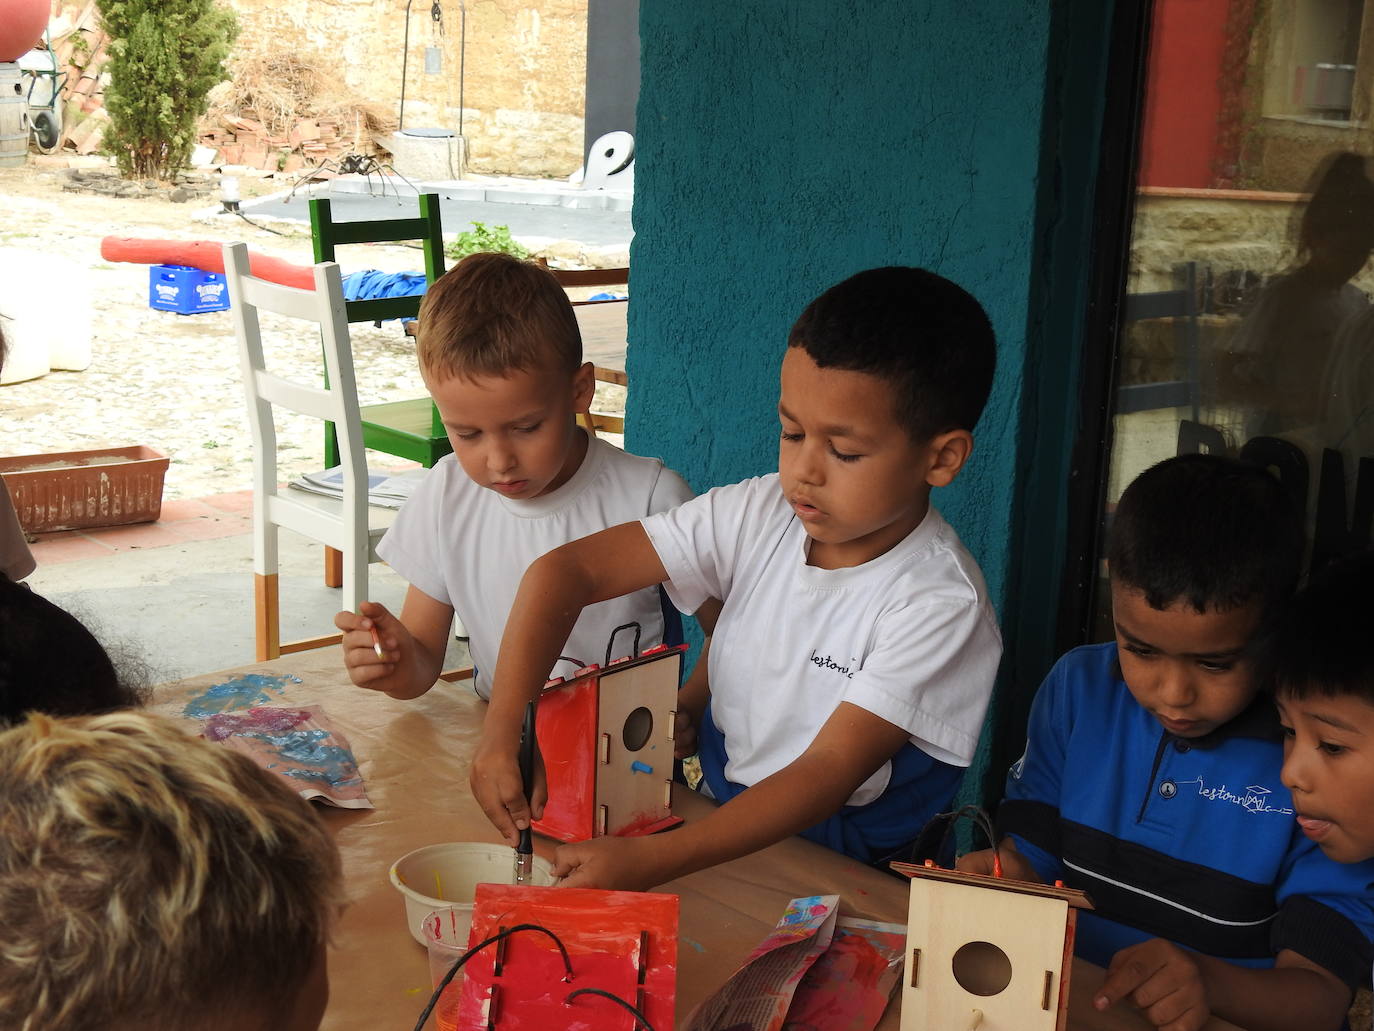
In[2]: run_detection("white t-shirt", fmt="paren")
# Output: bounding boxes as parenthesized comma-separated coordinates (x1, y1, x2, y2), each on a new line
(379, 431, 694, 698)
(642, 473, 1001, 805)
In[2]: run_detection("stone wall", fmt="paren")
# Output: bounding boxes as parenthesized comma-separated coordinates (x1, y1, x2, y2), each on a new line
(1129, 186, 1374, 294)
(220, 0, 588, 176)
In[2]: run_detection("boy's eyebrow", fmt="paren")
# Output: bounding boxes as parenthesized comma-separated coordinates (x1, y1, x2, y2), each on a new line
(1113, 622, 1247, 660)
(1309, 710, 1366, 734)
(776, 403, 872, 441)
(444, 409, 547, 431)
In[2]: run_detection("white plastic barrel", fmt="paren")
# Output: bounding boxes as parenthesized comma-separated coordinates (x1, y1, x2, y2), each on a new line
(0, 63, 28, 167)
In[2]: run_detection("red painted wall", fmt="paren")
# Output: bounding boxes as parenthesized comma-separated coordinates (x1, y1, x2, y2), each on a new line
(1138, 0, 1232, 188)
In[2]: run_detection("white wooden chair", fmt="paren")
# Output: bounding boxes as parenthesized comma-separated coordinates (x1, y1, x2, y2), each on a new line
(222, 242, 396, 661)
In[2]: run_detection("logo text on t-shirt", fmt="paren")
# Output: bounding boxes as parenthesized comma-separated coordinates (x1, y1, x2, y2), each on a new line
(808, 650, 856, 678)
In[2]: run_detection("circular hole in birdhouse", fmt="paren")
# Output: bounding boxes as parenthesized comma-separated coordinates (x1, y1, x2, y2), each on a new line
(951, 941, 1013, 997)
(622, 707, 653, 751)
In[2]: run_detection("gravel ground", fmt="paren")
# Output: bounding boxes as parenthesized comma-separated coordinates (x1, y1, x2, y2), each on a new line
(0, 160, 626, 500)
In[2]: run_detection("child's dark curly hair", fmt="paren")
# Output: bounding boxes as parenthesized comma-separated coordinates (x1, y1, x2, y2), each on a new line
(0, 574, 150, 726)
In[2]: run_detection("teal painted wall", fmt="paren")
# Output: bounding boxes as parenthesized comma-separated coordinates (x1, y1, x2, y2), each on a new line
(627, 3, 1053, 612)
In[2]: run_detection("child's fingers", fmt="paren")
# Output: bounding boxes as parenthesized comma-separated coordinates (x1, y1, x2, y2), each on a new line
(333, 609, 363, 632)
(551, 844, 582, 879)
(954, 848, 997, 875)
(1096, 942, 1165, 1012)
(470, 760, 527, 844)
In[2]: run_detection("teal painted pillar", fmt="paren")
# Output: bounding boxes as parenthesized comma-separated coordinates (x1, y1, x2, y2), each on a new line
(629, 3, 1052, 611)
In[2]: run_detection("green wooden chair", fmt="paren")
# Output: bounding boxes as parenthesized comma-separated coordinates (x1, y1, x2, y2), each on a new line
(309, 193, 452, 471)
(309, 193, 452, 586)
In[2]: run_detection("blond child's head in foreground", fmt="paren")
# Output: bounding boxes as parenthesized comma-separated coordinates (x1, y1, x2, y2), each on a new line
(781, 266, 996, 569)
(0, 711, 341, 1031)
(1107, 454, 1303, 740)
(1272, 550, 1374, 864)
(416, 252, 595, 501)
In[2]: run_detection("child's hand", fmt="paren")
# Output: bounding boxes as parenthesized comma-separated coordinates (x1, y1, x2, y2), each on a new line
(552, 835, 662, 891)
(335, 601, 404, 688)
(954, 838, 1041, 882)
(673, 709, 698, 759)
(1095, 938, 1210, 1031)
(470, 739, 547, 845)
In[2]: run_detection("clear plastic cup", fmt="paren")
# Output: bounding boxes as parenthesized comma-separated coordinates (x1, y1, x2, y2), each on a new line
(422, 906, 471, 1031)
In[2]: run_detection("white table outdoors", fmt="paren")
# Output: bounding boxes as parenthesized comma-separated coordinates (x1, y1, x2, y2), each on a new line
(151, 649, 1241, 1030)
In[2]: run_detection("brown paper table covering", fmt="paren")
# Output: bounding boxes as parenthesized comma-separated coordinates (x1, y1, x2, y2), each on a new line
(152, 649, 1241, 1030)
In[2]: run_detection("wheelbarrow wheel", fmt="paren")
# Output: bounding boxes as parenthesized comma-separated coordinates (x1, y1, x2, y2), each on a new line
(31, 111, 60, 155)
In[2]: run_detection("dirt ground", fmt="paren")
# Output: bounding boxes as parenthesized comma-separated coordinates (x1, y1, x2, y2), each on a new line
(0, 159, 623, 500)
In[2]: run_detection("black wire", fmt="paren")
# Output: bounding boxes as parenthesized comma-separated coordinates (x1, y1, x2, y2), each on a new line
(564, 987, 656, 1030)
(604, 622, 642, 666)
(233, 209, 288, 237)
(919, 803, 999, 867)
(411, 923, 574, 1031)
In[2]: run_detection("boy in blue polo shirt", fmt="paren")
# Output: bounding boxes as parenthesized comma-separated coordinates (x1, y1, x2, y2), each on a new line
(1272, 551, 1374, 1028)
(962, 455, 1374, 1031)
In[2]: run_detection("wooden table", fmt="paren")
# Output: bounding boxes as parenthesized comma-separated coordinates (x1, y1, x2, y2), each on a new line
(152, 650, 1240, 1030)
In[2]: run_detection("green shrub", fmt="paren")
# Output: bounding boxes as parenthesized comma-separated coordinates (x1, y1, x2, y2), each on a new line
(444, 221, 530, 262)
(98, 0, 237, 180)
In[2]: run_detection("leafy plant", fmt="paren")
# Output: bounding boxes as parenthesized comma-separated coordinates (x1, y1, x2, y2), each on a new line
(98, 0, 237, 180)
(444, 222, 530, 262)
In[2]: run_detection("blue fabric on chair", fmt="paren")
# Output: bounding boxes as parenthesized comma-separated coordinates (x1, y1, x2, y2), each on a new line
(340, 271, 429, 322)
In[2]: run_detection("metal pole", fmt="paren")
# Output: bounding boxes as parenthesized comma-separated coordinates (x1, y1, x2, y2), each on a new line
(458, 1, 466, 141)
(399, 0, 414, 131)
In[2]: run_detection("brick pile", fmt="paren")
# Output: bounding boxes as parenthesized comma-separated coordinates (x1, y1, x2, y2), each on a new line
(50, 0, 112, 155)
(196, 115, 371, 174)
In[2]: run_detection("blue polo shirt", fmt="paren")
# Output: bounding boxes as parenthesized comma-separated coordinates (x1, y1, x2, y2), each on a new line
(999, 643, 1374, 990)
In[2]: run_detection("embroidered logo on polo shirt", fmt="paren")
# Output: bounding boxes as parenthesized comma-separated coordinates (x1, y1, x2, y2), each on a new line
(807, 650, 855, 678)
(1175, 777, 1293, 816)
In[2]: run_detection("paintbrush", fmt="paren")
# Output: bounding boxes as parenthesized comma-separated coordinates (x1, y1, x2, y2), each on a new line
(514, 700, 535, 885)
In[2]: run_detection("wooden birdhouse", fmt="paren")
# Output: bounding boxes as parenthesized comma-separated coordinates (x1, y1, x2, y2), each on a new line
(532, 640, 686, 843)
(892, 862, 1093, 1031)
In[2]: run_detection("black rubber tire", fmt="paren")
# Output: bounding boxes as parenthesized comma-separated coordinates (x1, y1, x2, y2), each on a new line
(31, 110, 60, 154)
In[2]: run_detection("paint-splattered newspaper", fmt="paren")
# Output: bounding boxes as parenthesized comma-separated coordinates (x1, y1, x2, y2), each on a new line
(685, 894, 904, 1031)
(202, 705, 373, 809)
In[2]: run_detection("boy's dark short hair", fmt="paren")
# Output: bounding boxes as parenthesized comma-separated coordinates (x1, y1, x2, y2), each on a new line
(786, 266, 996, 442)
(1272, 551, 1374, 704)
(1108, 454, 1303, 616)
(417, 252, 582, 381)
(0, 574, 149, 726)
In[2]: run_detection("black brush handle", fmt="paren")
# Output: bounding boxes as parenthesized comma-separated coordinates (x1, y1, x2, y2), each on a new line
(517, 700, 535, 856)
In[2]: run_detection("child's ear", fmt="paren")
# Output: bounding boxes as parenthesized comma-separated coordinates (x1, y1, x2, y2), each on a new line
(923, 430, 974, 488)
(571, 361, 596, 413)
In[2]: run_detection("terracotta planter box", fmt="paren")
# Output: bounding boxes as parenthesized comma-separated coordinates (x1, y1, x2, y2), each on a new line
(0, 446, 170, 533)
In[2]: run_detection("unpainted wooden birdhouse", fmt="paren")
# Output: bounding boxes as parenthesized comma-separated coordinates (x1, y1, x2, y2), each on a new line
(532, 642, 686, 842)
(892, 862, 1093, 1031)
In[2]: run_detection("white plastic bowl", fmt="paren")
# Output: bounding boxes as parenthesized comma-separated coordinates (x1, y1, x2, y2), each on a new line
(389, 842, 554, 946)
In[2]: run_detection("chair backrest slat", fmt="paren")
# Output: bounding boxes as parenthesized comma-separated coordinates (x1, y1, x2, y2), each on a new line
(222, 241, 368, 519)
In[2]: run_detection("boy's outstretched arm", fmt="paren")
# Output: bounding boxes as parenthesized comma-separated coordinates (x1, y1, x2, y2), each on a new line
(1095, 941, 1348, 1031)
(470, 521, 672, 842)
(335, 586, 453, 699)
(552, 700, 912, 891)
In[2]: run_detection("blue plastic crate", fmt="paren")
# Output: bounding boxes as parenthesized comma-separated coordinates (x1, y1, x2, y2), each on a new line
(148, 264, 230, 314)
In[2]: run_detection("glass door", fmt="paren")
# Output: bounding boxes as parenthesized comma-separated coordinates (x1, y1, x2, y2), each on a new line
(1085, 0, 1374, 635)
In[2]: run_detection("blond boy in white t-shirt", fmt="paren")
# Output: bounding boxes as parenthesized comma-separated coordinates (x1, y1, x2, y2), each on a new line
(471, 266, 1003, 890)
(335, 254, 699, 700)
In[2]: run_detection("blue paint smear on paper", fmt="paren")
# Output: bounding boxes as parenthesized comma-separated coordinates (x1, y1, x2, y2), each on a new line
(204, 709, 362, 789)
(181, 674, 301, 718)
